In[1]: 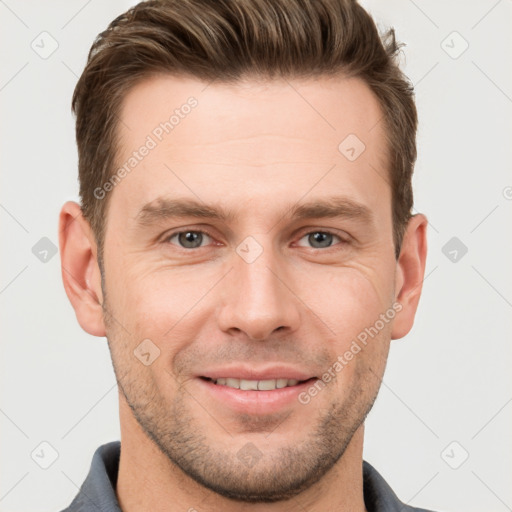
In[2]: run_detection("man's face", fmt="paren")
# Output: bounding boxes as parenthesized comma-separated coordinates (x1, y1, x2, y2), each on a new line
(101, 74, 399, 501)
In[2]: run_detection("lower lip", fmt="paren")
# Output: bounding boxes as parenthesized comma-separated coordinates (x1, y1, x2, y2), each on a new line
(196, 377, 318, 415)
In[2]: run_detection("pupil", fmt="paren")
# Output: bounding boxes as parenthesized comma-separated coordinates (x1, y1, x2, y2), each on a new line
(179, 231, 202, 248)
(310, 232, 332, 248)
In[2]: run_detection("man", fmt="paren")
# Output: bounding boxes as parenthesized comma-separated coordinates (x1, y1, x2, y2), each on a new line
(58, 0, 432, 510)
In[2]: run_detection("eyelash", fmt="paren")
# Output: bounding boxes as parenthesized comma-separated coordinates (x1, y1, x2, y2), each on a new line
(162, 228, 350, 250)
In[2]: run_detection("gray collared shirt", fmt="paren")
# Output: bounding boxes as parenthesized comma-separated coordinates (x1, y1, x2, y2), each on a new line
(59, 441, 437, 512)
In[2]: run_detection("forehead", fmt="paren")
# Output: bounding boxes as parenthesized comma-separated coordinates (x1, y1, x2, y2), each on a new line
(112, 73, 390, 218)
(118, 73, 386, 154)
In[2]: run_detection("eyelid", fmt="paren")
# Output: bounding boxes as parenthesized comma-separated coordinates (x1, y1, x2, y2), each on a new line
(296, 226, 349, 237)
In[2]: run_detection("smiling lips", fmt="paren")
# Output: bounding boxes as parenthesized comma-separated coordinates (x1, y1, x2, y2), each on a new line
(197, 368, 320, 414)
(201, 377, 314, 390)
(199, 365, 318, 391)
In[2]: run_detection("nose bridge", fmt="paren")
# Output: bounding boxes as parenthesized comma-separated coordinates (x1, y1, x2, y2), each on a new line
(218, 236, 300, 340)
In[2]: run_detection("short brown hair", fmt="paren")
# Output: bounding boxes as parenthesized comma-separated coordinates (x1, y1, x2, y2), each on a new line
(72, 0, 418, 259)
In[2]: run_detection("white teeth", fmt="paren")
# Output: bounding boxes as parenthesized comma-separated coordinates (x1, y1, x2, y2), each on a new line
(212, 378, 304, 390)
(225, 378, 240, 388)
(240, 379, 258, 390)
(257, 379, 277, 391)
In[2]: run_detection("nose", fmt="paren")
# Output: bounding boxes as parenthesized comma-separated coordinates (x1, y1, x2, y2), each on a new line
(217, 243, 301, 341)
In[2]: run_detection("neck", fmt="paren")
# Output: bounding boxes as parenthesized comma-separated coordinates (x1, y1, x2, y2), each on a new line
(116, 398, 367, 512)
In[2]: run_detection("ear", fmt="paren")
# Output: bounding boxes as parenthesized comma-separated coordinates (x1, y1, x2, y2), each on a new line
(59, 201, 106, 337)
(391, 213, 428, 340)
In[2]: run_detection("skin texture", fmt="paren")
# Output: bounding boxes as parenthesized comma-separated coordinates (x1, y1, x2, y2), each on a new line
(59, 74, 428, 511)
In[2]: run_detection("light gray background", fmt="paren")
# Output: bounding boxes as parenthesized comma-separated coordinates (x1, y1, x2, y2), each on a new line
(1, 1, 511, 511)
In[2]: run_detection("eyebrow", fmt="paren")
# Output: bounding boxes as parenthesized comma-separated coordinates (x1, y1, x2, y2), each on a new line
(135, 196, 374, 227)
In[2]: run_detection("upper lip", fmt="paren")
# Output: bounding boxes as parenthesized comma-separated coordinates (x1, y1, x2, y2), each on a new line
(199, 365, 317, 382)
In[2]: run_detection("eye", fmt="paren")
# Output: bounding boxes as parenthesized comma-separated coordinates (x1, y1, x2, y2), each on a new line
(296, 231, 345, 249)
(166, 230, 213, 249)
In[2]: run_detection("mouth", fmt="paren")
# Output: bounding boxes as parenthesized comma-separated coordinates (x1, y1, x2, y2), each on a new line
(199, 376, 317, 391)
(196, 375, 320, 415)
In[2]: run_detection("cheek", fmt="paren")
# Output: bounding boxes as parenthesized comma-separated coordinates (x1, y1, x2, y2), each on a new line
(295, 266, 393, 387)
(110, 266, 220, 341)
(308, 270, 393, 394)
(296, 267, 390, 342)
(106, 247, 394, 348)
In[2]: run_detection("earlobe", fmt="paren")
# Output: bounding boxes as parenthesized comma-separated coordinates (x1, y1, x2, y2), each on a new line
(59, 201, 106, 337)
(391, 214, 428, 340)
